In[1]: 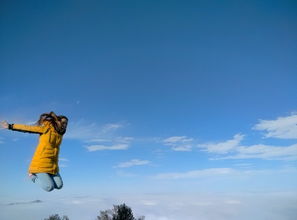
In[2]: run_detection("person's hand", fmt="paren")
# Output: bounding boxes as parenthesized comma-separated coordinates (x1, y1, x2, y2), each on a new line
(0, 121, 9, 129)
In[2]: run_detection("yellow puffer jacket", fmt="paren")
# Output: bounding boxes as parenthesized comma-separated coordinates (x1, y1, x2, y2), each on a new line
(11, 121, 62, 174)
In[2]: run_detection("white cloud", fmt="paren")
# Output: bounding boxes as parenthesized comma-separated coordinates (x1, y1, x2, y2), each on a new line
(224, 200, 241, 205)
(59, 164, 68, 168)
(86, 137, 134, 145)
(163, 136, 193, 145)
(197, 113, 297, 160)
(86, 138, 111, 143)
(154, 168, 235, 179)
(65, 120, 125, 141)
(220, 144, 297, 160)
(102, 123, 124, 133)
(163, 136, 194, 151)
(115, 137, 134, 144)
(253, 113, 297, 139)
(65, 121, 103, 140)
(172, 145, 192, 152)
(71, 200, 83, 205)
(64, 119, 133, 151)
(115, 159, 151, 168)
(141, 200, 158, 206)
(59, 158, 69, 162)
(86, 139, 133, 152)
(2, 192, 297, 220)
(199, 134, 297, 160)
(233, 163, 254, 168)
(198, 134, 244, 154)
(154, 167, 297, 180)
(86, 144, 129, 152)
(86, 138, 133, 151)
(59, 157, 69, 168)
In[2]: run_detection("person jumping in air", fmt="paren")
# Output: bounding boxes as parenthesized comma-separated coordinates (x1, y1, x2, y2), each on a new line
(0, 112, 68, 192)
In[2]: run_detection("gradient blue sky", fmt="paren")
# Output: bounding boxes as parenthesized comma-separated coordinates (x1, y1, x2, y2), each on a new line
(1, 1, 297, 219)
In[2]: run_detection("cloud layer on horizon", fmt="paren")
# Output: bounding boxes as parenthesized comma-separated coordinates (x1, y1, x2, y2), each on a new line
(1, 192, 297, 220)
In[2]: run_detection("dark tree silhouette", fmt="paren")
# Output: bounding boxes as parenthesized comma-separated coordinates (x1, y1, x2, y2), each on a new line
(44, 214, 69, 220)
(112, 203, 135, 220)
(97, 209, 113, 220)
(97, 203, 145, 220)
(43, 203, 145, 220)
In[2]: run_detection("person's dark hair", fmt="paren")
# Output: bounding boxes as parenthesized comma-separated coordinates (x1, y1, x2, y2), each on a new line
(58, 115, 68, 122)
(37, 112, 68, 135)
(57, 115, 68, 135)
(37, 113, 53, 125)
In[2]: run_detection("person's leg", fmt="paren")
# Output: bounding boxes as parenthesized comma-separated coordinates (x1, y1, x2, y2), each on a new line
(33, 173, 55, 192)
(52, 173, 63, 190)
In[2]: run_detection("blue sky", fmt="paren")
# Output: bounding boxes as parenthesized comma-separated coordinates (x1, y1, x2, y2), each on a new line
(1, 0, 297, 219)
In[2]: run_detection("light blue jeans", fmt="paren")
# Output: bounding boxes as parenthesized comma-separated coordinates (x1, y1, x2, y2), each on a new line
(30, 173, 63, 192)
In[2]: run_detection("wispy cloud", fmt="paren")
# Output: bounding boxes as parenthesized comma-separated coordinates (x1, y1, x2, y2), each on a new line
(197, 114, 297, 160)
(114, 137, 134, 144)
(64, 121, 103, 140)
(171, 145, 193, 151)
(86, 144, 129, 151)
(114, 159, 151, 168)
(199, 134, 244, 154)
(199, 134, 297, 160)
(154, 168, 235, 179)
(163, 136, 194, 152)
(101, 123, 124, 133)
(233, 163, 254, 168)
(65, 119, 126, 141)
(59, 157, 69, 167)
(59, 158, 69, 162)
(65, 119, 134, 151)
(85, 136, 133, 152)
(153, 167, 297, 180)
(163, 136, 194, 144)
(253, 113, 297, 139)
(220, 144, 297, 160)
(6, 200, 43, 206)
(2, 193, 297, 220)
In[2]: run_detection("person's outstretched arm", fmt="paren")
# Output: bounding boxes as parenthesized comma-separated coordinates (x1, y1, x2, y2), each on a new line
(1, 121, 47, 134)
